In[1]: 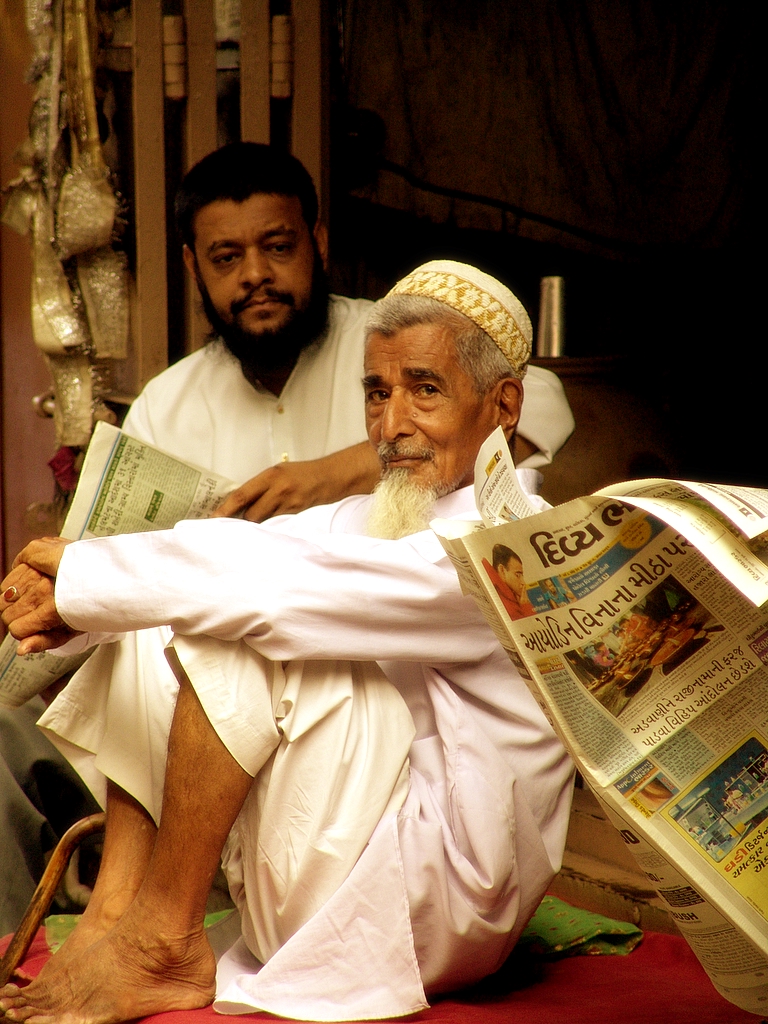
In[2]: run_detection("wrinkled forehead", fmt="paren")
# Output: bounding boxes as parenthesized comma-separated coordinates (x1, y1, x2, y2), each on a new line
(363, 322, 462, 379)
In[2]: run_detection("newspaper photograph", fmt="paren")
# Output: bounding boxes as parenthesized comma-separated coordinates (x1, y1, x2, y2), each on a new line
(596, 787, 768, 1012)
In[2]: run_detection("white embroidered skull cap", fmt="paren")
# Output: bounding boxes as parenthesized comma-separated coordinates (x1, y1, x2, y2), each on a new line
(386, 259, 532, 377)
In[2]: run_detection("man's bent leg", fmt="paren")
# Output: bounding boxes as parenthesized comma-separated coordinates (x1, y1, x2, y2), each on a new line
(38, 627, 181, 819)
(209, 653, 414, 967)
(37, 780, 158, 976)
(0, 677, 254, 1024)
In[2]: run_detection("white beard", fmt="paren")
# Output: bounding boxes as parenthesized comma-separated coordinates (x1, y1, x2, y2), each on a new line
(366, 470, 442, 539)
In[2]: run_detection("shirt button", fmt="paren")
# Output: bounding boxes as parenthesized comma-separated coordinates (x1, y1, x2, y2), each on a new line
(277, 405, 284, 414)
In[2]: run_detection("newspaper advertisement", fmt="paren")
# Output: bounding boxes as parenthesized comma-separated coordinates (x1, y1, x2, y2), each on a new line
(0, 422, 237, 708)
(62, 421, 237, 540)
(433, 428, 768, 1014)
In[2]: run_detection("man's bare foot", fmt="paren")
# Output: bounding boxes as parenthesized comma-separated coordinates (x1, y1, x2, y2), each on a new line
(13, 882, 138, 996)
(0, 913, 215, 1024)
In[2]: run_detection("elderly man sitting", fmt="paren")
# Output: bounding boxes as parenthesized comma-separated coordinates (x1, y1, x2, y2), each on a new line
(0, 262, 573, 1024)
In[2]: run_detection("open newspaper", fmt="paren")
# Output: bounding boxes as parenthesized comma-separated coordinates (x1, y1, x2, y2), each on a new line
(0, 421, 237, 708)
(434, 427, 768, 1015)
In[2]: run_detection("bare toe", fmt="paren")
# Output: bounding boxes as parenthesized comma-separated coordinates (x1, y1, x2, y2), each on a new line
(4, 1006, 41, 1023)
(0, 919, 216, 1024)
(0, 986, 26, 1013)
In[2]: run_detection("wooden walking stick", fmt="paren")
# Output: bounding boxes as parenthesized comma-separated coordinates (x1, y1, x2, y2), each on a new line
(0, 812, 105, 985)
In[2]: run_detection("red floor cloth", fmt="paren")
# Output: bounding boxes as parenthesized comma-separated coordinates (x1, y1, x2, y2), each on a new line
(2, 929, 765, 1024)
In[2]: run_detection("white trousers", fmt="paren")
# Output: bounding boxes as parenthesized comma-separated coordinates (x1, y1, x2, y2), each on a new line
(39, 627, 414, 965)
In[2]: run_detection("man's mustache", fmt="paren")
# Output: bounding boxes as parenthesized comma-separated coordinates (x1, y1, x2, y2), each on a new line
(377, 441, 434, 463)
(231, 287, 295, 317)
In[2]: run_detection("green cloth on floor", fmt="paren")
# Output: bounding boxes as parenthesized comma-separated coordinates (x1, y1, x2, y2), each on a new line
(44, 909, 236, 954)
(45, 898, 641, 961)
(45, 915, 78, 954)
(518, 894, 643, 957)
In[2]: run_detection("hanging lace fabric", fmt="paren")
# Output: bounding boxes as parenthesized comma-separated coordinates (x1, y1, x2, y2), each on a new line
(2, 0, 129, 462)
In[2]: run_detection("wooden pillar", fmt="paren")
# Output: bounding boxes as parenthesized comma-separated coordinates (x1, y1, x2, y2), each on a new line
(291, 0, 329, 221)
(240, 0, 271, 144)
(131, 0, 168, 390)
(184, 0, 217, 166)
(182, 0, 217, 352)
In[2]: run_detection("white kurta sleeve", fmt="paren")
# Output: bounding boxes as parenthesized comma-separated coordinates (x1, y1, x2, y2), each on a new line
(54, 517, 498, 665)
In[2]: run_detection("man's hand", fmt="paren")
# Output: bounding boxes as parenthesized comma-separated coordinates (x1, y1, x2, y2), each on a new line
(212, 441, 381, 522)
(1, 537, 82, 654)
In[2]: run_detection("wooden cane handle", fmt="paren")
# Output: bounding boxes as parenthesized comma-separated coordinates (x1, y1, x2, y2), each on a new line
(0, 812, 106, 985)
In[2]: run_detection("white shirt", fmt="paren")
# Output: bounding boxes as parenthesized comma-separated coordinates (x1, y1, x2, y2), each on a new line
(123, 295, 372, 477)
(52, 485, 574, 1021)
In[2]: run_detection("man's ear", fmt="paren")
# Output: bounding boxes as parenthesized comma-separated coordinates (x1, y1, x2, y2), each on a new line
(496, 377, 524, 440)
(313, 221, 329, 269)
(182, 244, 197, 278)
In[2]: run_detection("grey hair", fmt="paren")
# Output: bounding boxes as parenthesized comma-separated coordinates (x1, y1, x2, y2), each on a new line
(364, 294, 518, 395)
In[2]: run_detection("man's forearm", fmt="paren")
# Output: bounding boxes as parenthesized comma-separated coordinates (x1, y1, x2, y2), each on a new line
(54, 517, 496, 665)
(213, 442, 380, 521)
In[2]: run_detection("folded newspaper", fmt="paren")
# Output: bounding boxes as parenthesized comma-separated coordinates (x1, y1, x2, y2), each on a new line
(433, 427, 768, 1015)
(0, 421, 236, 708)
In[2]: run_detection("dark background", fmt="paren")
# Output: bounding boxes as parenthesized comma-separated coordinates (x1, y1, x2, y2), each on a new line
(321, 0, 760, 487)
